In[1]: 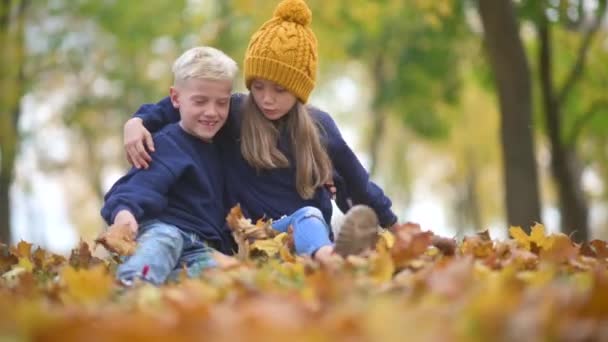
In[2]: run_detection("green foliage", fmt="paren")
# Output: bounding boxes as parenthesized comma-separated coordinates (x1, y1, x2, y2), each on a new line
(310, 0, 468, 140)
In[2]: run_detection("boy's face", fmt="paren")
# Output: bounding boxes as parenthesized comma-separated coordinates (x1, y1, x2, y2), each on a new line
(170, 78, 231, 142)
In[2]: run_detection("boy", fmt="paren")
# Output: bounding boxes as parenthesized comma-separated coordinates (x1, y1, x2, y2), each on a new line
(100, 46, 238, 285)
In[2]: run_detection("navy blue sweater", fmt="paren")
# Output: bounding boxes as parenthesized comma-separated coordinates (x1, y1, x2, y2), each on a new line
(101, 123, 234, 253)
(133, 94, 398, 228)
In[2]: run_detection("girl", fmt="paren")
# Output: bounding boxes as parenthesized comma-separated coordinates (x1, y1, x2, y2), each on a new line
(123, 0, 398, 262)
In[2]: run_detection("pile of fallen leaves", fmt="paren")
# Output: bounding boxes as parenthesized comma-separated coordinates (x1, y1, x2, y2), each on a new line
(1, 209, 607, 341)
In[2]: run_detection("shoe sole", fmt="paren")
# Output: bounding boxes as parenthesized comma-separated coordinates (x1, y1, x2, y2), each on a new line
(334, 205, 379, 257)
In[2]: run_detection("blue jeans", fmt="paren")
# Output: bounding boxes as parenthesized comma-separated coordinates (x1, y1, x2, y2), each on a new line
(116, 220, 218, 285)
(272, 206, 332, 256)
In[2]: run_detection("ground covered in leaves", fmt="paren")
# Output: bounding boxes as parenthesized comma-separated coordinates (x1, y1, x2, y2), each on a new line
(1, 216, 608, 341)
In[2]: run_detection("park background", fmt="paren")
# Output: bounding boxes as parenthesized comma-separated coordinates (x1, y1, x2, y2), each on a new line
(1, 0, 608, 254)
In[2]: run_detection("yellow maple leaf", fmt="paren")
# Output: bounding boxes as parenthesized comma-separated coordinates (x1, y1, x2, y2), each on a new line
(370, 239, 395, 284)
(529, 223, 552, 250)
(251, 233, 289, 257)
(509, 226, 530, 249)
(378, 230, 395, 249)
(61, 264, 114, 305)
(510, 224, 552, 252)
(10, 240, 33, 259)
(16, 257, 34, 273)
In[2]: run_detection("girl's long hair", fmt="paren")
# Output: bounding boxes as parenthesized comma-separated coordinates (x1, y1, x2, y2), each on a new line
(240, 96, 332, 199)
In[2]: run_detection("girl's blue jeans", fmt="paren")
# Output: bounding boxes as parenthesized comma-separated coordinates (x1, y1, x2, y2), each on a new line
(272, 206, 332, 256)
(116, 220, 217, 285)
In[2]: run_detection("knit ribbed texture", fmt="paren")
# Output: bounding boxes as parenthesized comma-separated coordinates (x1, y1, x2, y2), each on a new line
(244, 0, 317, 103)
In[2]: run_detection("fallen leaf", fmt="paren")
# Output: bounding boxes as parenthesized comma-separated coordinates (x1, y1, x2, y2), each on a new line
(431, 235, 456, 256)
(369, 239, 395, 284)
(460, 235, 494, 258)
(540, 234, 579, 264)
(61, 264, 114, 305)
(10, 240, 33, 259)
(590, 240, 608, 259)
(69, 240, 94, 268)
(390, 224, 433, 268)
(95, 223, 137, 256)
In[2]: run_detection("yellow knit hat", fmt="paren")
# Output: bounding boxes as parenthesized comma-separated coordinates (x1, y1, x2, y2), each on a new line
(244, 0, 317, 103)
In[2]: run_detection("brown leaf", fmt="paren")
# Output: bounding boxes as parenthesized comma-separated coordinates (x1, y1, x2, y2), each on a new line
(580, 242, 597, 258)
(0, 254, 18, 274)
(431, 235, 456, 256)
(32, 247, 46, 270)
(95, 223, 137, 257)
(477, 229, 492, 241)
(590, 240, 608, 259)
(69, 240, 95, 268)
(390, 224, 433, 268)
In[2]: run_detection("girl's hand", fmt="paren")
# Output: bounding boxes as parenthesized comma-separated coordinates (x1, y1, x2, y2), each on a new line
(324, 181, 336, 200)
(124, 118, 155, 169)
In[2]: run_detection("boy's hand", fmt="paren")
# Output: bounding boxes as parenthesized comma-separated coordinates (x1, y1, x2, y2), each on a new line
(124, 117, 155, 169)
(95, 210, 138, 256)
(113, 210, 138, 236)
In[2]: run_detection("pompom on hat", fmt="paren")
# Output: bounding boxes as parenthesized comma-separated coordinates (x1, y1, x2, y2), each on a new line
(244, 0, 317, 103)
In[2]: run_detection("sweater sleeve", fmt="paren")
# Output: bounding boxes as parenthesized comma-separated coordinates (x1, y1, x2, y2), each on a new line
(100, 135, 180, 224)
(132, 97, 180, 133)
(314, 109, 398, 228)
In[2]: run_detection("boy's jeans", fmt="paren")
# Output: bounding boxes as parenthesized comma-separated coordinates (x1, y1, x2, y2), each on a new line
(272, 206, 332, 256)
(116, 220, 217, 285)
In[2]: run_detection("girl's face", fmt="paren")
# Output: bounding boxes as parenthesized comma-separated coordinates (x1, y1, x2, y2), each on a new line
(250, 78, 297, 121)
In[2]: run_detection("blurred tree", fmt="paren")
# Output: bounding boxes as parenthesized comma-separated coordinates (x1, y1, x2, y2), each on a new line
(0, 0, 30, 243)
(309, 0, 467, 177)
(477, 0, 542, 233)
(442, 73, 502, 234)
(274, 0, 473, 226)
(6, 0, 257, 243)
(525, 0, 607, 242)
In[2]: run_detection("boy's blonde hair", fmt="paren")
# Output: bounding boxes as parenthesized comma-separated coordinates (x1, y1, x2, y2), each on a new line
(172, 46, 238, 85)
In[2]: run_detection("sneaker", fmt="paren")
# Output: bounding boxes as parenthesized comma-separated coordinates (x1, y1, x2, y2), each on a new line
(117, 277, 135, 288)
(333, 205, 380, 257)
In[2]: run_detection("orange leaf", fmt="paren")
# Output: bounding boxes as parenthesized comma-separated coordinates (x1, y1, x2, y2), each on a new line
(390, 224, 433, 268)
(540, 234, 579, 263)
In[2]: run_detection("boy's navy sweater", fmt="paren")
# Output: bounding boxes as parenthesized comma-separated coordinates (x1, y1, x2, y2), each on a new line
(133, 93, 398, 229)
(101, 123, 234, 253)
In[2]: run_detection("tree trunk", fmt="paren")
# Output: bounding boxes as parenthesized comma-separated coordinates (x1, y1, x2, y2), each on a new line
(537, 15, 589, 242)
(0, 175, 10, 244)
(0, 0, 28, 243)
(477, 0, 542, 232)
